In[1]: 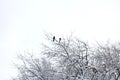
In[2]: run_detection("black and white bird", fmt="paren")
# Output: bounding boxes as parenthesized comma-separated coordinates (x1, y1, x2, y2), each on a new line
(59, 38, 61, 43)
(53, 36, 55, 42)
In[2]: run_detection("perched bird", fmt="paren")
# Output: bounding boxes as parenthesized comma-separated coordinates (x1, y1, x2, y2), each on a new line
(59, 38, 61, 43)
(53, 36, 55, 42)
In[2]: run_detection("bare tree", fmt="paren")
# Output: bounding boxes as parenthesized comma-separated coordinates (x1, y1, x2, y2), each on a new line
(43, 34, 90, 80)
(92, 42, 120, 80)
(14, 53, 56, 80)
(13, 34, 120, 80)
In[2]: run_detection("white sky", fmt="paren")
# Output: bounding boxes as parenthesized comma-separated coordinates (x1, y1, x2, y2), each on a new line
(0, 0, 120, 80)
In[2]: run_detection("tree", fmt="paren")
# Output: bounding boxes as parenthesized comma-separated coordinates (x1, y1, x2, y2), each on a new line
(92, 42, 120, 80)
(14, 53, 56, 80)
(43, 35, 91, 80)
(13, 34, 92, 80)
(13, 34, 120, 80)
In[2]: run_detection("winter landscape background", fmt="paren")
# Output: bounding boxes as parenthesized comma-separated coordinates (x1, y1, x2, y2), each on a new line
(0, 0, 120, 80)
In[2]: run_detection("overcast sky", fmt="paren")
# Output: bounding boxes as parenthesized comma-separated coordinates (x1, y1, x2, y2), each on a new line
(0, 0, 120, 80)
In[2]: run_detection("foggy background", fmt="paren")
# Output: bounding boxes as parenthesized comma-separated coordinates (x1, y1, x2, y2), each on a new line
(0, 0, 120, 80)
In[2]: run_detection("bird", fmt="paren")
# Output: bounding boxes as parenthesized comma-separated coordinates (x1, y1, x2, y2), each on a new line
(59, 38, 61, 43)
(53, 36, 55, 42)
